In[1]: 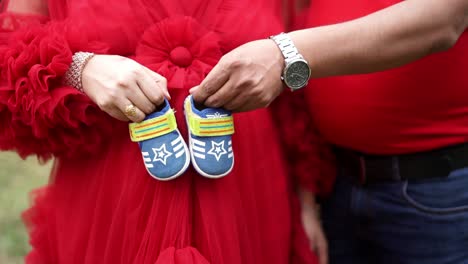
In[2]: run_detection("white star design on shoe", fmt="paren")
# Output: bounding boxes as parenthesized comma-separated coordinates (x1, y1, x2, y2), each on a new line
(152, 144, 172, 165)
(207, 141, 227, 161)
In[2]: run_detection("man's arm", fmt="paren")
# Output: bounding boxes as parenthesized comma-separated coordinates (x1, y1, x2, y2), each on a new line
(294, 0, 468, 78)
(191, 0, 468, 112)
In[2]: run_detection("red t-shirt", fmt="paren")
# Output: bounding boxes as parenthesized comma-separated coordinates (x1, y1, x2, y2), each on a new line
(304, 0, 468, 155)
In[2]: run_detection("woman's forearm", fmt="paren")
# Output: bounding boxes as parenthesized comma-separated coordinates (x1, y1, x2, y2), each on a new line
(290, 0, 468, 78)
(5, 0, 48, 15)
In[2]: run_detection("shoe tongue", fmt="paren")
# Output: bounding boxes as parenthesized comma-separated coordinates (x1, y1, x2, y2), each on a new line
(198, 107, 231, 119)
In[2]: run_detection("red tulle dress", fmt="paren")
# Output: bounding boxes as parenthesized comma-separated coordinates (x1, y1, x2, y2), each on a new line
(0, 0, 334, 263)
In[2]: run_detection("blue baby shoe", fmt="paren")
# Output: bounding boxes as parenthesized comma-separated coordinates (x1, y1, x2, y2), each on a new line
(129, 100, 190, 181)
(184, 95, 235, 178)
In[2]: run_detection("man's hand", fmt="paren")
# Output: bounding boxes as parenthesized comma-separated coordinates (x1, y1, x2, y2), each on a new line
(300, 189, 328, 264)
(82, 55, 169, 122)
(190, 39, 285, 112)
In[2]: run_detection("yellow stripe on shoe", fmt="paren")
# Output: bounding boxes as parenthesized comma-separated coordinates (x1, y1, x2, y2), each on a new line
(185, 99, 235, 137)
(129, 109, 178, 142)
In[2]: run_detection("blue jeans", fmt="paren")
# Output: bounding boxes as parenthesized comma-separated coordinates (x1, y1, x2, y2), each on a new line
(322, 167, 468, 264)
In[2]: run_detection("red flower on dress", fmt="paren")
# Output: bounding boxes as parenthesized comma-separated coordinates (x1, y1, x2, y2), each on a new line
(136, 16, 223, 90)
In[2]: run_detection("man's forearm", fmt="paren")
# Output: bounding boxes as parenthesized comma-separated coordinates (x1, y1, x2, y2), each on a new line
(190, 0, 467, 111)
(289, 0, 468, 78)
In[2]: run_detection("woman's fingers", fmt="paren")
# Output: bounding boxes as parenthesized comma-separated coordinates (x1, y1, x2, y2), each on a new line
(117, 97, 146, 123)
(137, 71, 166, 106)
(126, 81, 156, 115)
(316, 234, 329, 264)
(81, 55, 172, 122)
(106, 107, 130, 122)
(143, 67, 171, 100)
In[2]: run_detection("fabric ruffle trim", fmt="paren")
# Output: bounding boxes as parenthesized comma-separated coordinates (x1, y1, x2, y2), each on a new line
(0, 23, 113, 160)
(22, 186, 55, 263)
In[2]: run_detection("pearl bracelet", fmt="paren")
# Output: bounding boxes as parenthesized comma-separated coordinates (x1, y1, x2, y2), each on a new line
(63, 52, 95, 93)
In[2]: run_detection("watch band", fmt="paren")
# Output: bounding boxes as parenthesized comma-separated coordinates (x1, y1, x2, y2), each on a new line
(270, 33, 301, 62)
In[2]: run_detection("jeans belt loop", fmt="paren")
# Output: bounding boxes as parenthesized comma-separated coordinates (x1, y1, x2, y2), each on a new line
(359, 156, 367, 184)
(392, 156, 402, 181)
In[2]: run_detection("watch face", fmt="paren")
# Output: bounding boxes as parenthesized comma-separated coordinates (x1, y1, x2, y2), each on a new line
(284, 60, 311, 89)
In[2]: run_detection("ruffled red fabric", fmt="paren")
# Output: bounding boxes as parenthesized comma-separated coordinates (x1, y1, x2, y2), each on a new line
(0, 12, 48, 43)
(23, 184, 56, 264)
(272, 90, 336, 197)
(0, 23, 114, 160)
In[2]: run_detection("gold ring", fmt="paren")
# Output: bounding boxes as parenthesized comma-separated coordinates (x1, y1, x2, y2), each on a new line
(124, 104, 138, 118)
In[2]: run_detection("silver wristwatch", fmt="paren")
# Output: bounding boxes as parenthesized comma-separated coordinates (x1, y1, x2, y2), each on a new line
(270, 33, 311, 91)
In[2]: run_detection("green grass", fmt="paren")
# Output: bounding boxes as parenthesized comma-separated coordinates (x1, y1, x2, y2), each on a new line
(0, 152, 51, 264)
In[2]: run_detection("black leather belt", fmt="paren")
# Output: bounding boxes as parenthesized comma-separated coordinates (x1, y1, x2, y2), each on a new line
(335, 142, 468, 185)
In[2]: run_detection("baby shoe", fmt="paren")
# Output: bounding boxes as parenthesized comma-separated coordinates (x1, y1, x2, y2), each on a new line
(184, 95, 235, 178)
(129, 100, 190, 181)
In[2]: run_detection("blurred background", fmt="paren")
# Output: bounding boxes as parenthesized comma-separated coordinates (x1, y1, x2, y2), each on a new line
(0, 152, 51, 264)
(0, 0, 52, 262)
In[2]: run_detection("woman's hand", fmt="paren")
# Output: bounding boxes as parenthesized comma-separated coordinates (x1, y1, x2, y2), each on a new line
(82, 55, 170, 122)
(190, 39, 284, 112)
(300, 189, 328, 264)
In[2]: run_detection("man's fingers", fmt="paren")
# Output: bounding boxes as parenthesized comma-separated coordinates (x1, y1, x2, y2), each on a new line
(189, 85, 199, 94)
(204, 80, 237, 108)
(228, 96, 263, 113)
(224, 91, 249, 111)
(137, 72, 165, 106)
(192, 61, 230, 103)
(234, 101, 259, 113)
